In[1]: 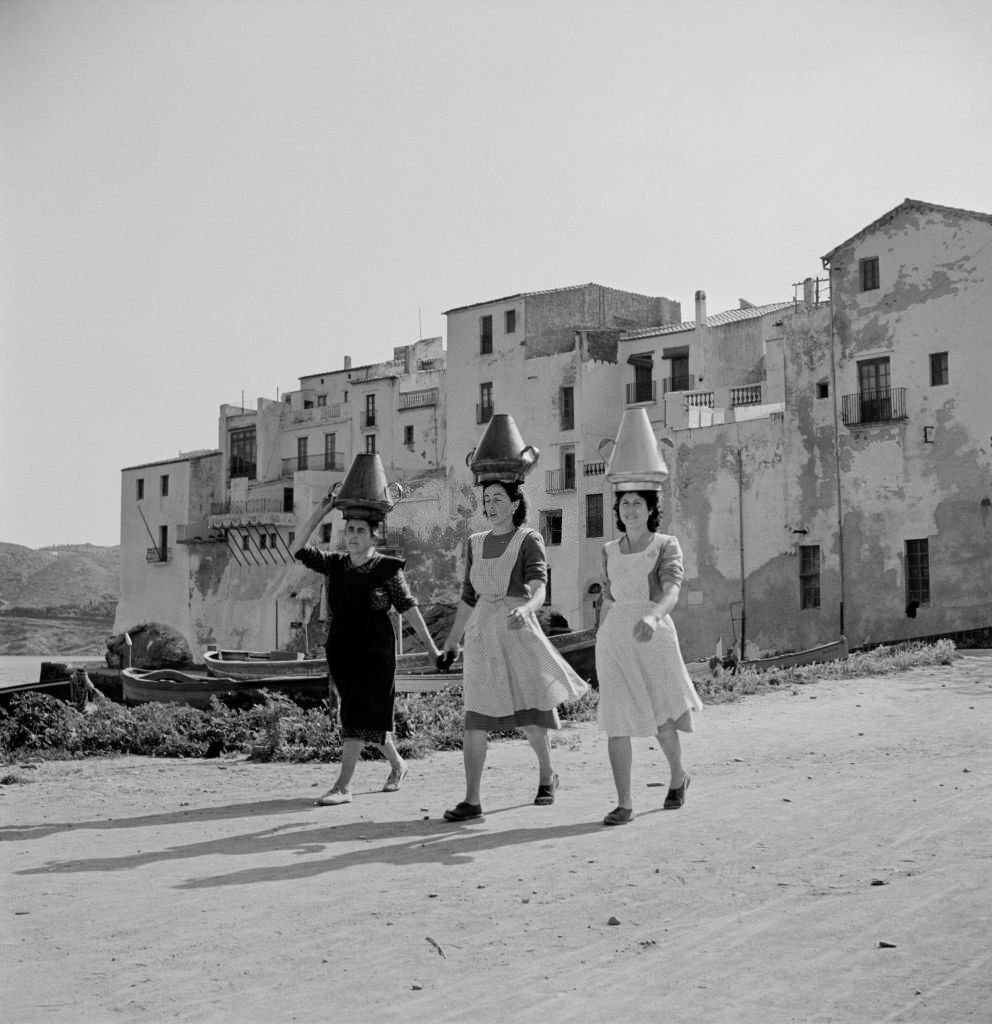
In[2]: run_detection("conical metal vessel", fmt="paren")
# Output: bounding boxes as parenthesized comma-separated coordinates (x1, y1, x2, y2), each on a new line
(330, 453, 403, 519)
(604, 408, 668, 490)
(467, 413, 540, 484)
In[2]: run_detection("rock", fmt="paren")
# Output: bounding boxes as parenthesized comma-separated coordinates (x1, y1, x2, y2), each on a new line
(105, 622, 194, 668)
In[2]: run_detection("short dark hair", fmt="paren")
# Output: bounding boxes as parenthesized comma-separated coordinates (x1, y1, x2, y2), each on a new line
(344, 515, 382, 539)
(482, 481, 529, 526)
(613, 489, 661, 533)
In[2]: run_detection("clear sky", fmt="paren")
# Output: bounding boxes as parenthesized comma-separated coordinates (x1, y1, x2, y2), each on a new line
(2, 0, 990, 549)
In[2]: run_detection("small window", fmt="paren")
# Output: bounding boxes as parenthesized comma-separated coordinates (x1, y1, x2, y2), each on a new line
(320, 523, 332, 544)
(365, 434, 376, 454)
(136, 478, 144, 500)
(242, 533, 250, 551)
(799, 545, 820, 610)
(505, 309, 516, 334)
(906, 538, 930, 605)
(303, 400, 313, 409)
(259, 535, 267, 550)
(404, 424, 415, 446)
(317, 394, 327, 407)
(297, 436, 308, 470)
(816, 381, 829, 399)
(343, 390, 348, 403)
(288, 531, 295, 547)
(929, 352, 948, 386)
(540, 510, 563, 546)
(284, 394, 292, 404)
(480, 315, 493, 354)
(283, 488, 294, 513)
(160, 474, 169, 497)
(158, 525, 168, 562)
(477, 382, 494, 423)
(586, 493, 604, 538)
(859, 256, 880, 291)
(560, 386, 575, 430)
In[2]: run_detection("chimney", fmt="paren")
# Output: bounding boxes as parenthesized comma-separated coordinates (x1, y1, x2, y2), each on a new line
(344, 355, 352, 370)
(694, 290, 707, 327)
(803, 277, 815, 307)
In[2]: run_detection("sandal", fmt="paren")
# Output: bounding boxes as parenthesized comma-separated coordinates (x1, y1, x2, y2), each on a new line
(315, 790, 353, 806)
(603, 805, 634, 826)
(382, 764, 408, 792)
(663, 774, 691, 810)
(534, 773, 559, 806)
(443, 801, 484, 822)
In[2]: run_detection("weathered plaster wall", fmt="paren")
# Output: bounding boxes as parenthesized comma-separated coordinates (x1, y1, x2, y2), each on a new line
(826, 203, 992, 645)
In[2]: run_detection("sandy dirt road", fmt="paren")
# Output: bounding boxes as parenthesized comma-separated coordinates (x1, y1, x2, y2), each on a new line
(2, 654, 991, 1023)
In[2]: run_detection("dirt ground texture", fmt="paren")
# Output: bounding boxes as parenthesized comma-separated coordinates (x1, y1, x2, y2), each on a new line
(2, 654, 991, 1024)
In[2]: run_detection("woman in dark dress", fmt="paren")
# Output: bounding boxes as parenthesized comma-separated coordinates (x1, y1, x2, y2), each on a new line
(295, 491, 440, 806)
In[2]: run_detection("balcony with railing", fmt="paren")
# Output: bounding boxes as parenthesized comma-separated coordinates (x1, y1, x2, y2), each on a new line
(625, 379, 656, 405)
(146, 546, 172, 564)
(360, 411, 378, 429)
(545, 468, 577, 493)
(841, 387, 907, 426)
(731, 384, 763, 407)
(399, 388, 439, 409)
(583, 461, 605, 477)
(281, 452, 343, 476)
(662, 374, 696, 394)
(685, 390, 716, 409)
(476, 403, 494, 424)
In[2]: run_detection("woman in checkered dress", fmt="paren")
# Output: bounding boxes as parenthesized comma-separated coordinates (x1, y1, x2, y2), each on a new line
(440, 481, 588, 822)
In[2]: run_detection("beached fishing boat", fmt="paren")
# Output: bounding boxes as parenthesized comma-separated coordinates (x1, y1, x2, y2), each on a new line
(202, 647, 329, 680)
(202, 626, 599, 690)
(743, 636, 849, 673)
(121, 666, 332, 709)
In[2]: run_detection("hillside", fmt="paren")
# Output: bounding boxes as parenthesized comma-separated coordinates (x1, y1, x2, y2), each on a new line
(0, 542, 119, 655)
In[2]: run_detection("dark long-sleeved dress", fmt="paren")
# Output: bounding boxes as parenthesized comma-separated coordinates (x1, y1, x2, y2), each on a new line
(295, 546, 417, 743)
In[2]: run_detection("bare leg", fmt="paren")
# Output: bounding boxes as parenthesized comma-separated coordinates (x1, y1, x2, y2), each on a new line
(655, 721, 686, 788)
(330, 738, 363, 794)
(521, 724, 555, 786)
(462, 728, 488, 805)
(607, 735, 634, 809)
(375, 733, 405, 774)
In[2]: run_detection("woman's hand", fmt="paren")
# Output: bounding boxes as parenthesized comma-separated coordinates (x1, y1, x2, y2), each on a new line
(633, 615, 660, 642)
(506, 606, 528, 630)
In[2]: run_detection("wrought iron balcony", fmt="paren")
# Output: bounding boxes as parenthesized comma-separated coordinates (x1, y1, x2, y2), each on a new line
(625, 380, 656, 405)
(361, 411, 377, 429)
(146, 547, 172, 564)
(476, 404, 494, 424)
(841, 387, 907, 426)
(583, 461, 605, 476)
(663, 374, 695, 394)
(545, 468, 576, 493)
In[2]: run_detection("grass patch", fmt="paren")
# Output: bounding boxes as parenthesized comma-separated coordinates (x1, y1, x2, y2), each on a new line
(0, 640, 958, 764)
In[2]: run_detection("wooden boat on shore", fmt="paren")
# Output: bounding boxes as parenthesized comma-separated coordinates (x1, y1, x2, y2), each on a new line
(743, 636, 849, 673)
(202, 647, 328, 680)
(122, 666, 332, 709)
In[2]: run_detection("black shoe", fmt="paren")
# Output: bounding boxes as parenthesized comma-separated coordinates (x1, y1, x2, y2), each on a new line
(534, 773, 559, 806)
(663, 774, 691, 810)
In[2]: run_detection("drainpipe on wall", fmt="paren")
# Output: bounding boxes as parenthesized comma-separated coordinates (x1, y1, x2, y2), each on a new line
(825, 260, 846, 638)
(736, 445, 747, 659)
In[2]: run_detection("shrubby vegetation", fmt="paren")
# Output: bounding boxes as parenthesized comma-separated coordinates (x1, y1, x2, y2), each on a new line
(0, 639, 957, 764)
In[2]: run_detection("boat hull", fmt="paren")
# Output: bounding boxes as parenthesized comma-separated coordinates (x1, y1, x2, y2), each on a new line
(743, 637, 849, 672)
(122, 667, 331, 709)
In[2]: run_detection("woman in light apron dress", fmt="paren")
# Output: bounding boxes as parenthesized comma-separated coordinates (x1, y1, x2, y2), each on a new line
(440, 481, 588, 822)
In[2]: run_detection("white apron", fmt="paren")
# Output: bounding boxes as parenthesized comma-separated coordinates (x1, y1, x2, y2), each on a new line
(463, 528, 588, 721)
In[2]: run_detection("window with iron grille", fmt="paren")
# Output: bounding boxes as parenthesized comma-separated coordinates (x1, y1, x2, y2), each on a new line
(586, 493, 604, 538)
(906, 539, 930, 605)
(799, 544, 820, 609)
(324, 433, 336, 470)
(365, 434, 376, 454)
(297, 436, 308, 470)
(859, 256, 880, 291)
(160, 474, 169, 497)
(480, 315, 493, 354)
(540, 510, 563, 546)
(929, 352, 948, 386)
(560, 386, 574, 430)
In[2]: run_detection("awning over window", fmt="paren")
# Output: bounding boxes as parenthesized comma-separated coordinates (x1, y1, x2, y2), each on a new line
(662, 345, 690, 360)
(626, 352, 654, 367)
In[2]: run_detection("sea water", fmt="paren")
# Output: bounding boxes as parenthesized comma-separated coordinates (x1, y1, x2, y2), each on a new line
(0, 655, 105, 689)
